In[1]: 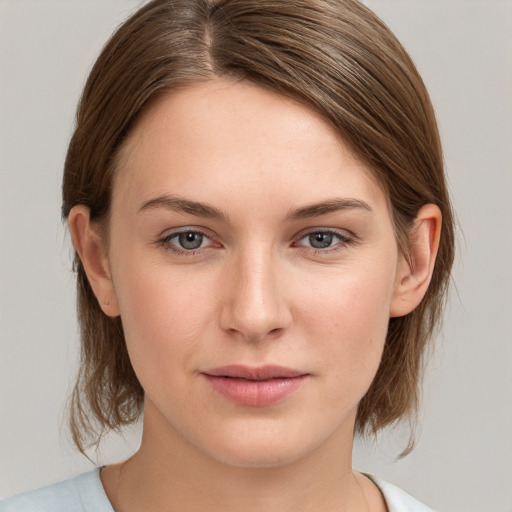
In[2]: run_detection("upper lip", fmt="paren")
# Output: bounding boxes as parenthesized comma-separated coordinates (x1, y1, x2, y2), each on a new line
(202, 365, 308, 380)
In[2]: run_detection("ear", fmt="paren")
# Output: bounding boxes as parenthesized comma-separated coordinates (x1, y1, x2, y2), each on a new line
(390, 204, 442, 318)
(68, 205, 120, 317)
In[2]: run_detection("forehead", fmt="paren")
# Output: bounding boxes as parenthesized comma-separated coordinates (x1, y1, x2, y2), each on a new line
(113, 79, 389, 216)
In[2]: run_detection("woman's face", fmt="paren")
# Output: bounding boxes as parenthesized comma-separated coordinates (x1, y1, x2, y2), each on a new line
(106, 79, 405, 467)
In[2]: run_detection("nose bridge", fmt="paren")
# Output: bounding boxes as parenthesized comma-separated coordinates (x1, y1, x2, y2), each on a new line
(220, 243, 289, 340)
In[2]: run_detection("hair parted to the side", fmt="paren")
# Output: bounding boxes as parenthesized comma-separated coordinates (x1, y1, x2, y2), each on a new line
(62, 0, 455, 456)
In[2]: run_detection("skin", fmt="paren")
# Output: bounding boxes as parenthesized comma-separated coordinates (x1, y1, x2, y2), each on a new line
(69, 78, 441, 512)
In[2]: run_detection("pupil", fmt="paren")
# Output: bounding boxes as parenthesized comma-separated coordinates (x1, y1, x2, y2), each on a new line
(309, 232, 332, 249)
(179, 232, 203, 250)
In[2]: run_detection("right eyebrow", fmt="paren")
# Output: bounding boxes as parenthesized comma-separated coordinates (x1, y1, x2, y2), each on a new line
(138, 195, 228, 221)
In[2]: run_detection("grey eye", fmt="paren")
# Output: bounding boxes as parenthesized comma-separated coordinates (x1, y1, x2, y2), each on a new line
(178, 232, 204, 250)
(308, 232, 334, 249)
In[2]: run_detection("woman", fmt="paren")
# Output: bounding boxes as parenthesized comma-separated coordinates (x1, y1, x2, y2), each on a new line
(0, 0, 454, 510)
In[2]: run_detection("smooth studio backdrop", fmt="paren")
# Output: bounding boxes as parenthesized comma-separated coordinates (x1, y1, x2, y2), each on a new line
(1, 1, 511, 510)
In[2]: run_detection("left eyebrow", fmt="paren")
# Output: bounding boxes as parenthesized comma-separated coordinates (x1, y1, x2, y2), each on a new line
(285, 198, 373, 220)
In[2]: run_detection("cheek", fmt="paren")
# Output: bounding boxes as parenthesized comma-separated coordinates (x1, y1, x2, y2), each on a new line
(295, 259, 396, 388)
(297, 255, 395, 333)
(111, 258, 218, 387)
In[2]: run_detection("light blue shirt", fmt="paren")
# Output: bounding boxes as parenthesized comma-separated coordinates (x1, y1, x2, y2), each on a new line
(0, 468, 436, 511)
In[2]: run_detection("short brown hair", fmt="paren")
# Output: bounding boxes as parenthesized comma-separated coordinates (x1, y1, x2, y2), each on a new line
(62, 0, 455, 455)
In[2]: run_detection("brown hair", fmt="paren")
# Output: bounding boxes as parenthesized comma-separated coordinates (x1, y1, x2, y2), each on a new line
(62, 0, 455, 455)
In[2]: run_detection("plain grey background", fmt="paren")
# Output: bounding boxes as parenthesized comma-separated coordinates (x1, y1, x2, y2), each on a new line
(1, 1, 511, 510)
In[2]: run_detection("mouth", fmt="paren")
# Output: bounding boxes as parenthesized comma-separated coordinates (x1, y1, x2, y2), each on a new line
(201, 365, 309, 407)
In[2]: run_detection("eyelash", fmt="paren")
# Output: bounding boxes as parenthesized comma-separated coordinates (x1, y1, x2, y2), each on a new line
(157, 228, 355, 256)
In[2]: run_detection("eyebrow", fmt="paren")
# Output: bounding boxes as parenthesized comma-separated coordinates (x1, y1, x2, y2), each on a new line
(285, 198, 373, 220)
(138, 195, 227, 221)
(138, 195, 372, 221)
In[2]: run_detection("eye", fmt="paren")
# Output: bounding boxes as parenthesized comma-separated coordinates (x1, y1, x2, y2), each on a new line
(159, 229, 214, 254)
(307, 232, 335, 249)
(296, 229, 353, 251)
(175, 231, 206, 250)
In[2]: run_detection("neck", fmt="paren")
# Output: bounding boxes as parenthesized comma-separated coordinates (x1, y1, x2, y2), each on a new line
(102, 402, 371, 512)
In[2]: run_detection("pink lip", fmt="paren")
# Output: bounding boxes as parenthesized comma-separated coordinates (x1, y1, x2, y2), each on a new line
(201, 365, 309, 407)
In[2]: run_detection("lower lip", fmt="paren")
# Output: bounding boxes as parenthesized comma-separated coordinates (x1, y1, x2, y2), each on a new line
(202, 375, 308, 407)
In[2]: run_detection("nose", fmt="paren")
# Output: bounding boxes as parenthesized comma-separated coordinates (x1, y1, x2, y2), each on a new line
(219, 248, 292, 342)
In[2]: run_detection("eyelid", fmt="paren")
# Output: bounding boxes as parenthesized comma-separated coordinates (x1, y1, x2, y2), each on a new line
(160, 226, 209, 238)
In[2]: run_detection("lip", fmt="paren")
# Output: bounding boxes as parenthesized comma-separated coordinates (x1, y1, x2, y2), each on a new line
(201, 365, 309, 407)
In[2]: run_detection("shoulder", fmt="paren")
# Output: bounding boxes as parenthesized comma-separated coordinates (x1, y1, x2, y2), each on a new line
(0, 469, 113, 512)
(369, 475, 437, 512)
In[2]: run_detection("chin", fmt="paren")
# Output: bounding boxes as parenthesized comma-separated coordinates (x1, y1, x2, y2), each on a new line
(211, 443, 306, 469)
(194, 420, 323, 470)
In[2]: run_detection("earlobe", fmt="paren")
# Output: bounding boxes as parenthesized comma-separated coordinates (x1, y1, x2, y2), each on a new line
(68, 206, 120, 317)
(390, 204, 442, 318)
